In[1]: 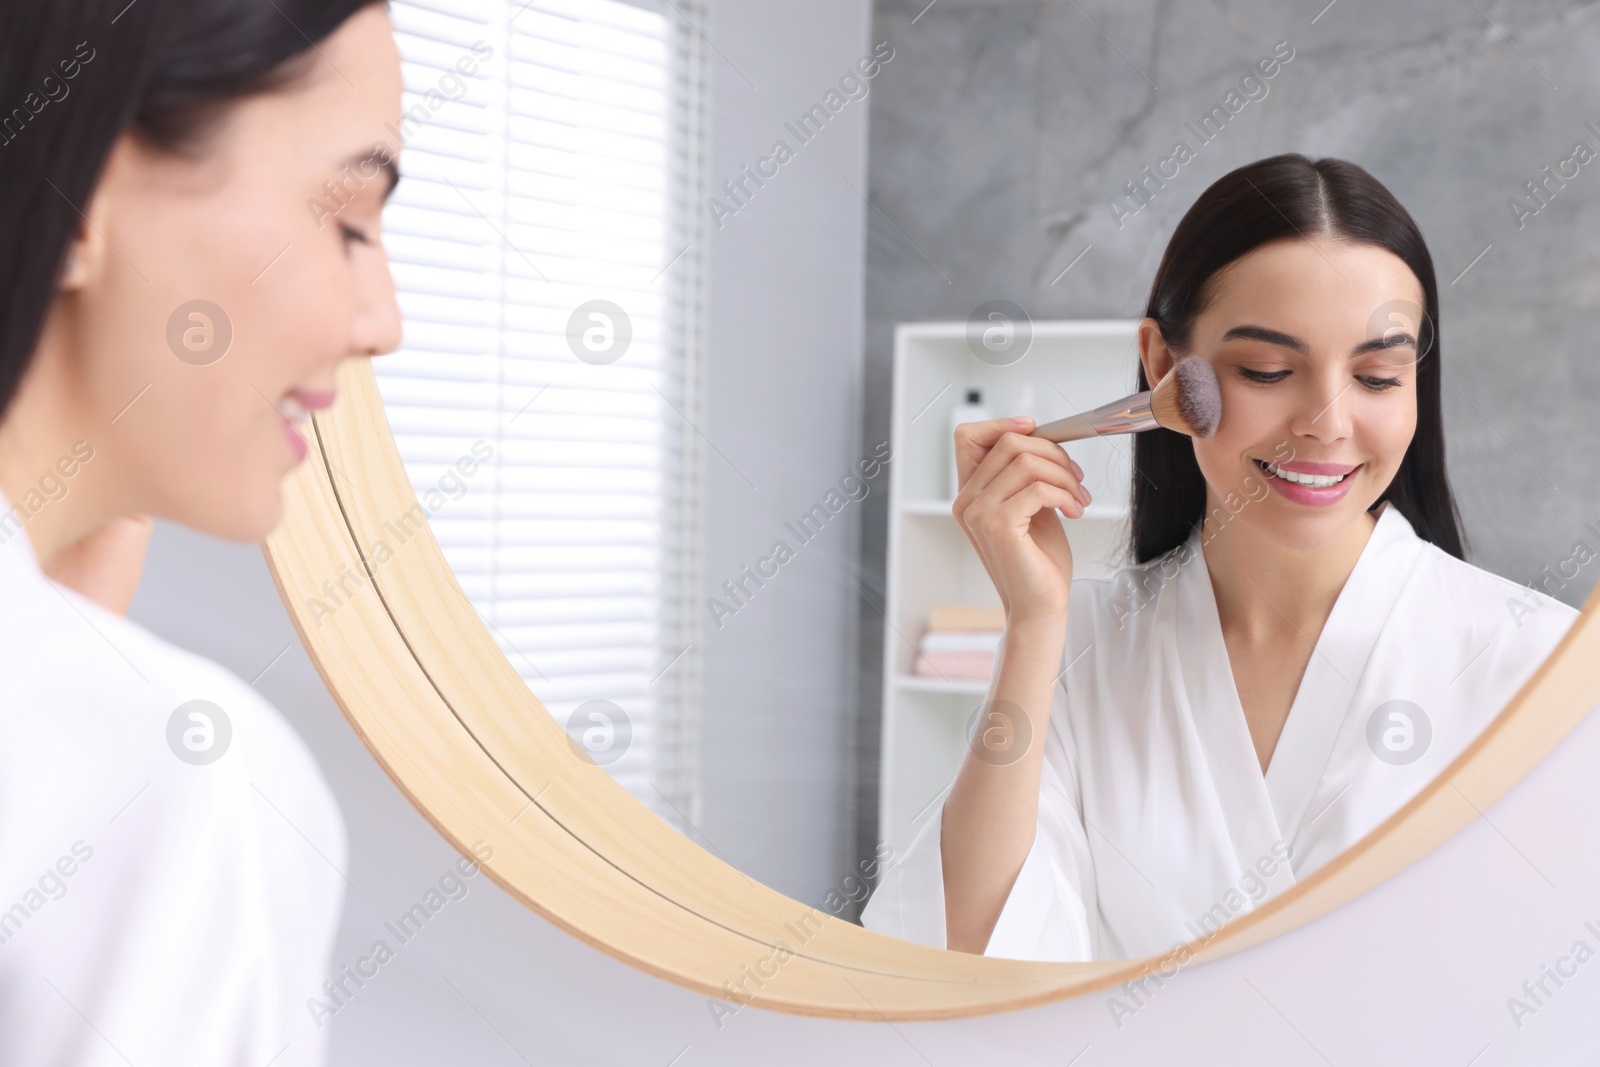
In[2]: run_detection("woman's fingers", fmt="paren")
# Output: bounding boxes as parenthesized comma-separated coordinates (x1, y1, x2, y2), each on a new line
(955, 435, 1087, 520)
(1001, 482, 1085, 531)
(974, 450, 1090, 516)
(965, 481, 1079, 619)
(1013, 451, 1090, 507)
(953, 418, 1082, 504)
(970, 477, 1087, 537)
(952, 415, 1034, 492)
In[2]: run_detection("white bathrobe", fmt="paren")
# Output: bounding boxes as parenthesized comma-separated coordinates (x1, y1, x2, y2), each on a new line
(862, 502, 1579, 962)
(0, 488, 346, 1066)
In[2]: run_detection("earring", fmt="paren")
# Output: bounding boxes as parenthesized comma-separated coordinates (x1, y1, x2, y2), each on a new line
(63, 250, 78, 275)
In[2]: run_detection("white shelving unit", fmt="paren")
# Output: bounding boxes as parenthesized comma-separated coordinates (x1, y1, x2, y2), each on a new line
(878, 319, 1143, 860)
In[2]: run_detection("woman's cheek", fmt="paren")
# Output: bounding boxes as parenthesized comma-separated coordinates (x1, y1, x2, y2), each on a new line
(1191, 440, 1244, 496)
(1359, 402, 1417, 474)
(296, 257, 355, 361)
(260, 264, 348, 383)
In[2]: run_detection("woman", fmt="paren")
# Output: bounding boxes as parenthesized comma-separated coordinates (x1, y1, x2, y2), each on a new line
(862, 155, 1577, 963)
(0, 1, 401, 1062)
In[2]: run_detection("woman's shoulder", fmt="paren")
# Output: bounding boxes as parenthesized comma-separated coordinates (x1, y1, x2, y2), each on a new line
(0, 579, 346, 1059)
(0, 577, 340, 845)
(4, 582, 300, 745)
(1392, 539, 1582, 670)
(1413, 539, 1581, 624)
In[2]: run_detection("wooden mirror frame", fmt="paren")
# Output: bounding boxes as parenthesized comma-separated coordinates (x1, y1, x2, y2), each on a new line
(261, 357, 1600, 1020)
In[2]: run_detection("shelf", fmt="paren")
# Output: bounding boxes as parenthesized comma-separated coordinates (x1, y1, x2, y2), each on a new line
(896, 675, 990, 696)
(902, 497, 1129, 522)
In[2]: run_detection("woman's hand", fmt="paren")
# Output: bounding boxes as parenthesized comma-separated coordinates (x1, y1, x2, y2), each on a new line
(951, 415, 1088, 628)
(942, 416, 1087, 954)
(45, 513, 155, 616)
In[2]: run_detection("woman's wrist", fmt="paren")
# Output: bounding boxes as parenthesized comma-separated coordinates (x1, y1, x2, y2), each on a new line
(994, 616, 1068, 716)
(1003, 612, 1067, 644)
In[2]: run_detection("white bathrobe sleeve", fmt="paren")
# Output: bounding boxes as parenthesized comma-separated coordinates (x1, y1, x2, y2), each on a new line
(861, 662, 1099, 962)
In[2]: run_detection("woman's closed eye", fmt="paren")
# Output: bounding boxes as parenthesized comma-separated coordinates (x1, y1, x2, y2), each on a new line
(1237, 367, 1405, 392)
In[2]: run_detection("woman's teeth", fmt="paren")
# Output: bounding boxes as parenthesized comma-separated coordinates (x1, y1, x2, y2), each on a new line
(278, 396, 313, 427)
(1255, 459, 1351, 488)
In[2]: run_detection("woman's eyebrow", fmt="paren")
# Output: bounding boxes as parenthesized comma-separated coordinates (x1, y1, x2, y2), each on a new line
(341, 148, 402, 201)
(1221, 324, 1308, 354)
(1220, 323, 1418, 356)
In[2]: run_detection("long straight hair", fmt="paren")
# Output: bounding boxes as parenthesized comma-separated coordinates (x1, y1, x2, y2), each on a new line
(0, 0, 382, 423)
(1130, 153, 1466, 563)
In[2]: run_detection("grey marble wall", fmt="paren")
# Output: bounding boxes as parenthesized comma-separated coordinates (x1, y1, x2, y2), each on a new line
(854, 0, 1600, 861)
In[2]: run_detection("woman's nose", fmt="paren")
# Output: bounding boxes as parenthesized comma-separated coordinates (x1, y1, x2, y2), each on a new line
(1291, 376, 1354, 444)
(349, 254, 402, 360)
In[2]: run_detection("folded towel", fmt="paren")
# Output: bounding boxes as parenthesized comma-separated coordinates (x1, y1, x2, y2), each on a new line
(927, 604, 1005, 632)
(912, 650, 996, 681)
(920, 630, 1003, 654)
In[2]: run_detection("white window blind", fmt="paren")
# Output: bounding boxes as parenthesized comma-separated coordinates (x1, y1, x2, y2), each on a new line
(376, 0, 710, 827)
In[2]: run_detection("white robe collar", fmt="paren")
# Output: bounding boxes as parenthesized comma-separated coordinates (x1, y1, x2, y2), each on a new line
(1173, 501, 1426, 866)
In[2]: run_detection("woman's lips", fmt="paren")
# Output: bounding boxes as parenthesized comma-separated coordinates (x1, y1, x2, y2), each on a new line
(1254, 457, 1359, 507)
(288, 388, 337, 410)
(281, 412, 308, 462)
(277, 389, 333, 464)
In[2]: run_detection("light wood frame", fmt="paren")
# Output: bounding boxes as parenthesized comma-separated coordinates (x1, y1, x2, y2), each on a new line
(261, 357, 1600, 1020)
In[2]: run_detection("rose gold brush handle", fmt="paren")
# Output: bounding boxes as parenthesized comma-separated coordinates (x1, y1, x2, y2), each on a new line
(1029, 391, 1159, 443)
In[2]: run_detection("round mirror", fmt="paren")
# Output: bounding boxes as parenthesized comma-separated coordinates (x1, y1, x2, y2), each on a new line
(264, 0, 1600, 1018)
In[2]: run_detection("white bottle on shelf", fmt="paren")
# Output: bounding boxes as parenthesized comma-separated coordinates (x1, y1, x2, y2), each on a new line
(948, 388, 990, 499)
(1011, 381, 1037, 423)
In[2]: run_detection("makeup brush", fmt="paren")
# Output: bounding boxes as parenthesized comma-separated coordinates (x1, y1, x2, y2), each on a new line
(1029, 356, 1222, 444)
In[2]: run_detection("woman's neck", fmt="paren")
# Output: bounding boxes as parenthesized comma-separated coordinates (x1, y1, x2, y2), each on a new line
(1200, 499, 1380, 644)
(0, 334, 123, 572)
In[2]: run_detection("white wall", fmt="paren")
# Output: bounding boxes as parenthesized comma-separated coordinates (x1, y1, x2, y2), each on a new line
(694, 0, 876, 907)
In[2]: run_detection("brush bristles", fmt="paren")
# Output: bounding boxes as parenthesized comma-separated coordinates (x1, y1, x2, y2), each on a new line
(1150, 356, 1222, 438)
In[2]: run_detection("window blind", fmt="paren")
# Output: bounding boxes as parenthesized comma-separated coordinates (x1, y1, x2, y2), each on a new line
(376, 0, 710, 827)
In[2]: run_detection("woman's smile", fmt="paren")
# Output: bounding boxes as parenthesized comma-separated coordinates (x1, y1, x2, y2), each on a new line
(1252, 456, 1361, 506)
(274, 387, 336, 465)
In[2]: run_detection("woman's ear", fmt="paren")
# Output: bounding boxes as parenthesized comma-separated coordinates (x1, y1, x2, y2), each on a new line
(58, 229, 88, 290)
(56, 134, 129, 293)
(1137, 317, 1175, 386)
(56, 210, 101, 292)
